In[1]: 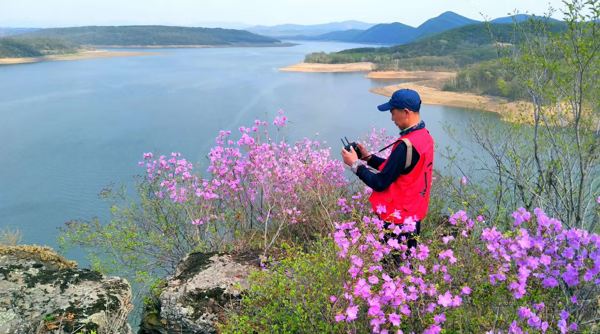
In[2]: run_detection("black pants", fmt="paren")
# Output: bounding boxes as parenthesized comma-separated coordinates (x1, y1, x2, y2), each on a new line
(383, 220, 421, 267)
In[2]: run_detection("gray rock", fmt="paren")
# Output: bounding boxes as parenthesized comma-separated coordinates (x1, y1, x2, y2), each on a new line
(0, 244, 133, 334)
(139, 252, 257, 334)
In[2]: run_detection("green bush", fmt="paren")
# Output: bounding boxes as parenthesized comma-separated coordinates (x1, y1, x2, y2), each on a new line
(221, 238, 368, 334)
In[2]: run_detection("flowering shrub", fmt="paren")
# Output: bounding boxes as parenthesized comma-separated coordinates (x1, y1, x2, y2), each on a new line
(332, 209, 600, 333)
(61, 110, 600, 332)
(139, 111, 359, 252)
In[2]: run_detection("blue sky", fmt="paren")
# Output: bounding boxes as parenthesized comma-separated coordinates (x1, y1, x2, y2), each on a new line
(1, 0, 569, 28)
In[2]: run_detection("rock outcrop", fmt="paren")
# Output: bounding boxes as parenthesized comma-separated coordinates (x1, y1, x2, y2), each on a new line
(0, 244, 133, 334)
(139, 252, 257, 334)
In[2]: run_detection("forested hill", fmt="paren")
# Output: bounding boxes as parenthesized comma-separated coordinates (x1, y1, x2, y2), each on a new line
(19, 26, 282, 46)
(305, 22, 567, 69)
(0, 38, 84, 58)
(0, 28, 41, 37)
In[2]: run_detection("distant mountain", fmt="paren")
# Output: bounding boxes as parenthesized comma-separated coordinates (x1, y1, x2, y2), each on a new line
(290, 12, 479, 45)
(334, 23, 516, 59)
(353, 22, 417, 44)
(0, 28, 41, 38)
(19, 26, 281, 46)
(305, 21, 568, 69)
(246, 21, 376, 37)
(286, 29, 365, 41)
(491, 14, 561, 24)
(413, 11, 480, 39)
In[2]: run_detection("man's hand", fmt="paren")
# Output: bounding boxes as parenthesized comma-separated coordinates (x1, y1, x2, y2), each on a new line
(356, 142, 370, 161)
(341, 146, 359, 166)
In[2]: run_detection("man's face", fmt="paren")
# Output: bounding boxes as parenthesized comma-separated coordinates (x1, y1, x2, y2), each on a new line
(390, 108, 406, 129)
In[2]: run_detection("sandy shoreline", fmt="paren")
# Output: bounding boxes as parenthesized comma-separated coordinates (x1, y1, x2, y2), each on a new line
(96, 42, 297, 49)
(279, 62, 374, 72)
(364, 70, 456, 81)
(370, 83, 526, 115)
(0, 50, 164, 65)
(280, 62, 528, 116)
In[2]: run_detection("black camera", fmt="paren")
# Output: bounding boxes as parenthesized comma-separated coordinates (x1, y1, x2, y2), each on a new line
(341, 137, 362, 159)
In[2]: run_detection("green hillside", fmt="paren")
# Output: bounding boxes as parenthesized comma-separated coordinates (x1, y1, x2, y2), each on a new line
(0, 37, 84, 58)
(20, 26, 281, 46)
(305, 22, 566, 70)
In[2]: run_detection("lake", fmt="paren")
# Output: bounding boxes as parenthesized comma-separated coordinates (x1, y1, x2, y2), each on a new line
(0, 41, 494, 264)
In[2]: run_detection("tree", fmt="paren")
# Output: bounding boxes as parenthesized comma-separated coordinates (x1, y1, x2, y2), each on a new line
(443, 0, 600, 230)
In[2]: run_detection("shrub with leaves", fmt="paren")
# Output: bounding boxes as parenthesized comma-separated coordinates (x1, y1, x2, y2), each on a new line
(221, 238, 370, 334)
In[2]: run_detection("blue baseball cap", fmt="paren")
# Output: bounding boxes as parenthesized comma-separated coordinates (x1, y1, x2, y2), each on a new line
(377, 89, 422, 112)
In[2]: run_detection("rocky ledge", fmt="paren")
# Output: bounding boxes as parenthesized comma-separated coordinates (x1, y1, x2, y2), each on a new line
(139, 252, 258, 334)
(0, 244, 133, 334)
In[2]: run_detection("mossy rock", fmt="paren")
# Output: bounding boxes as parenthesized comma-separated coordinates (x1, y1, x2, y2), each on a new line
(0, 244, 133, 334)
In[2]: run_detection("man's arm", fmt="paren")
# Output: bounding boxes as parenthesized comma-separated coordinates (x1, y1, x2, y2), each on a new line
(355, 143, 420, 192)
(367, 155, 386, 170)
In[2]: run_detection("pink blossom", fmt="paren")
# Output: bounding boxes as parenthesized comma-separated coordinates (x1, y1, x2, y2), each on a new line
(389, 313, 401, 326)
(345, 305, 358, 321)
(437, 290, 452, 307)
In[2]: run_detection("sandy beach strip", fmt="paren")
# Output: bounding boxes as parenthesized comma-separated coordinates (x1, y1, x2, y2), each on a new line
(93, 45, 215, 49)
(96, 42, 296, 49)
(365, 70, 457, 81)
(279, 61, 532, 117)
(0, 50, 164, 65)
(371, 82, 527, 115)
(279, 62, 375, 72)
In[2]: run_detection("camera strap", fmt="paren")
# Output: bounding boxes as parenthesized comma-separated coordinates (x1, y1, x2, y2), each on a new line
(362, 138, 413, 170)
(361, 139, 400, 161)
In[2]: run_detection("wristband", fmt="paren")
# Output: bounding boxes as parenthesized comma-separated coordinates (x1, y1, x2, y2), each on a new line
(351, 160, 366, 174)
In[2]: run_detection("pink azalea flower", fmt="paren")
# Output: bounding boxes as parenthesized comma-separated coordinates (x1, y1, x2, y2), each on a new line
(434, 313, 446, 324)
(389, 313, 401, 326)
(437, 290, 452, 307)
(376, 204, 387, 214)
(346, 305, 358, 321)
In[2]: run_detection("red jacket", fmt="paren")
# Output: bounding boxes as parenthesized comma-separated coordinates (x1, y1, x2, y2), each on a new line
(369, 128, 434, 223)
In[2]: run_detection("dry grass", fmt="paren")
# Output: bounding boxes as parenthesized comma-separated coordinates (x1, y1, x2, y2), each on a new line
(0, 226, 23, 246)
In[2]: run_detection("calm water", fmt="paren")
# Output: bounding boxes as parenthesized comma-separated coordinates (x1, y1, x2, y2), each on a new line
(0, 41, 494, 263)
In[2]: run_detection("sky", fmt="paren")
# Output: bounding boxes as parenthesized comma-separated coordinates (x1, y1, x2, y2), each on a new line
(0, 0, 570, 28)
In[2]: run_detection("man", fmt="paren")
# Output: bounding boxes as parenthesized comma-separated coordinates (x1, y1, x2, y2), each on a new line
(341, 89, 434, 257)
